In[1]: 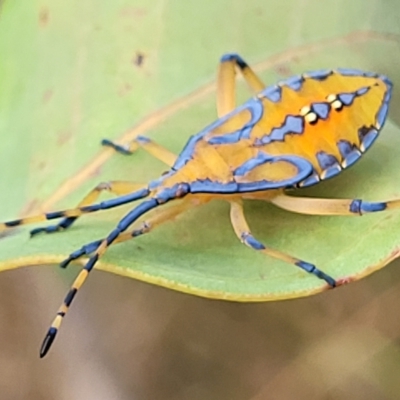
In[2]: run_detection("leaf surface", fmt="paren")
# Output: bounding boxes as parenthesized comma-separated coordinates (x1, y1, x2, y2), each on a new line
(1, 0, 400, 300)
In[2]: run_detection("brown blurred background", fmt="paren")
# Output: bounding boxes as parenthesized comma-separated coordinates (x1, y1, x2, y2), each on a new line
(0, 257, 399, 399)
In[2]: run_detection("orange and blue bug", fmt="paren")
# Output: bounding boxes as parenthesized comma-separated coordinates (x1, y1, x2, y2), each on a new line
(0, 53, 394, 357)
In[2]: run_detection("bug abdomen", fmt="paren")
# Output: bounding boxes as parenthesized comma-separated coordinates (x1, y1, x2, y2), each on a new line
(252, 69, 392, 186)
(166, 69, 392, 193)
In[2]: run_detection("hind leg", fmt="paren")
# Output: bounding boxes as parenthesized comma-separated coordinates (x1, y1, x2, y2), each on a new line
(229, 199, 336, 287)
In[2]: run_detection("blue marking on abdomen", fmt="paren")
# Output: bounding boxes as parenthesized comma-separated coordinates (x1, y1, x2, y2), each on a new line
(337, 140, 354, 158)
(282, 75, 304, 91)
(298, 174, 320, 187)
(259, 115, 304, 145)
(207, 98, 263, 145)
(375, 79, 392, 129)
(316, 151, 339, 170)
(312, 103, 330, 119)
(363, 71, 378, 78)
(356, 86, 370, 96)
(233, 151, 273, 176)
(208, 131, 241, 145)
(186, 154, 313, 194)
(190, 179, 238, 194)
(173, 102, 246, 169)
(261, 85, 282, 103)
(244, 99, 264, 137)
(322, 165, 341, 180)
(173, 132, 204, 170)
(360, 128, 378, 151)
(237, 181, 273, 192)
(384, 89, 392, 103)
(305, 69, 332, 80)
(234, 153, 313, 190)
(338, 92, 356, 106)
(336, 68, 365, 77)
(381, 75, 393, 87)
(237, 178, 304, 192)
(376, 102, 389, 127)
(342, 150, 362, 168)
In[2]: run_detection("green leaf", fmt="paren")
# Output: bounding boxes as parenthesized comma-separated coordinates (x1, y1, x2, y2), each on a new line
(1, 0, 400, 301)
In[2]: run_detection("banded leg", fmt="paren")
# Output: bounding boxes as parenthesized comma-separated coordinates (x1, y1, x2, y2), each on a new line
(217, 53, 265, 116)
(270, 193, 400, 216)
(0, 182, 149, 234)
(102, 135, 177, 167)
(39, 183, 192, 357)
(29, 181, 147, 236)
(59, 197, 209, 269)
(229, 199, 336, 287)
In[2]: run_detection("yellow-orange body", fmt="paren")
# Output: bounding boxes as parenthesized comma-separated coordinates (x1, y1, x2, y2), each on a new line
(161, 70, 390, 196)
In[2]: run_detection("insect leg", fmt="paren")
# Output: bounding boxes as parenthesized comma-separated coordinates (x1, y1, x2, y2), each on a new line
(40, 183, 190, 357)
(29, 181, 146, 236)
(0, 183, 149, 234)
(103, 53, 265, 161)
(102, 135, 177, 167)
(229, 199, 336, 287)
(217, 53, 265, 116)
(59, 196, 209, 269)
(270, 193, 400, 216)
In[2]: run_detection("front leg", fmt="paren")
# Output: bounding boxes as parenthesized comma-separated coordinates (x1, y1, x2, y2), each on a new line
(102, 135, 177, 167)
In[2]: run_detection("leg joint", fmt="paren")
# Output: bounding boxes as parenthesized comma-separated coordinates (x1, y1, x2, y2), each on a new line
(220, 53, 248, 69)
(136, 135, 151, 144)
(96, 182, 112, 191)
(101, 139, 132, 155)
(241, 232, 266, 250)
(64, 288, 78, 307)
(156, 183, 190, 204)
(349, 199, 387, 215)
(295, 261, 336, 287)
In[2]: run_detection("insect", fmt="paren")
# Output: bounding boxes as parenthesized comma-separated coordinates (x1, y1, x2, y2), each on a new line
(0, 53, 394, 357)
